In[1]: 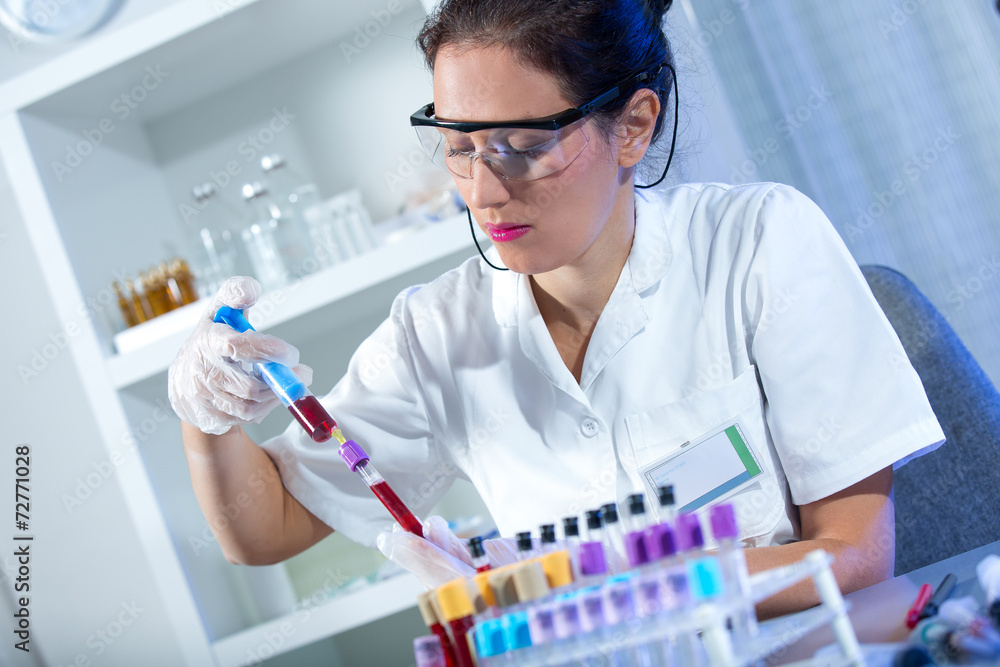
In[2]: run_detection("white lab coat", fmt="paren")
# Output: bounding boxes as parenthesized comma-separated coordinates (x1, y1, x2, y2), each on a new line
(262, 182, 944, 548)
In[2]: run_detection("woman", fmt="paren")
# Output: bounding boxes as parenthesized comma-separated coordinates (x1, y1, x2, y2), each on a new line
(169, 0, 943, 618)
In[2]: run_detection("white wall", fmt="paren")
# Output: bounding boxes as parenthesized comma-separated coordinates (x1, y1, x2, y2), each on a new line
(0, 142, 188, 667)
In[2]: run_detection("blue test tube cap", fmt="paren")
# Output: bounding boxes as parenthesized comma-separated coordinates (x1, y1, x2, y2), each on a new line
(214, 305, 254, 332)
(689, 557, 726, 600)
(502, 611, 532, 651)
(475, 619, 507, 659)
(213, 306, 307, 406)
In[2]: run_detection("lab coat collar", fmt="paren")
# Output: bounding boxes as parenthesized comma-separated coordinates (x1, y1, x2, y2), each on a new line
(628, 187, 674, 292)
(491, 188, 674, 328)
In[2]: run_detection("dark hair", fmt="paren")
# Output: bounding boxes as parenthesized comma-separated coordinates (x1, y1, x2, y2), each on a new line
(417, 0, 675, 146)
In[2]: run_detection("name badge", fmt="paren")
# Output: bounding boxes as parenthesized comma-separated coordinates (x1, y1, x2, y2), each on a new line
(638, 417, 766, 514)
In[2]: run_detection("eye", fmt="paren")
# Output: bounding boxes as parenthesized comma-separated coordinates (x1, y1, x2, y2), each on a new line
(444, 143, 475, 158)
(508, 144, 546, 157)
(501, 134, 557, 157)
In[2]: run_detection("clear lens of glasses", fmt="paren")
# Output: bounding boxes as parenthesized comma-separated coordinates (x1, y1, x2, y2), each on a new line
(414, 118, 590, 181)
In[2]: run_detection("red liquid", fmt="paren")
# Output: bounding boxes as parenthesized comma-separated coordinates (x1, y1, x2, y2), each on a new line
(370, 480, 424, 537)
(447, 616, 477, 667)
(429, 622, 458, 667)
(288, 395, 337, 443)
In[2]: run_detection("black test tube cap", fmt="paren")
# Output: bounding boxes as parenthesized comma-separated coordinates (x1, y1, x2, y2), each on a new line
(626, 493, 646, 517)
(657, 485, 675, 509)
(468, 535, 486, 560)
(516, 531, 533, 553)
(892, 645, 934, 667)
(585, 509, 603, 530)
(601, 502, 620, 525)
(540, 524, 556, 545)
(562, 516, 580, 538)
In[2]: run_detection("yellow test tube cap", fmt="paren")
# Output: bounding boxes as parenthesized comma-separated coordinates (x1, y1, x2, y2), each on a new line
(540, 550, 573, 589)
(473, 571, 496, 608)
(436, 578, 474, 621)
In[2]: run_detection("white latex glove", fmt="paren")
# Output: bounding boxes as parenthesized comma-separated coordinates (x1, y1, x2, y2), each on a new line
(377, 516, 521, 589)
(167, 276, 313, 435)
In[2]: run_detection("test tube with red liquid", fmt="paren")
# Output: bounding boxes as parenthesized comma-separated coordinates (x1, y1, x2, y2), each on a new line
(339, 440, 424, 537)
(213, 306, 424, 537)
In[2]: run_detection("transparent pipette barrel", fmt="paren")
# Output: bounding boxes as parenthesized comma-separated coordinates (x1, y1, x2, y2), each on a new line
(338, 440, 424, 538)
(213, 306, 337, 443)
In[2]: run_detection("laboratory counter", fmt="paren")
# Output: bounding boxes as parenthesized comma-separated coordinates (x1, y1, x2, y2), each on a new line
(771, 540, 1000, 664)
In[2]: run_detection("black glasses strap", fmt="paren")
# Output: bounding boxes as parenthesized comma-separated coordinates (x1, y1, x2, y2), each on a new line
(636, 62, 678, 190)
(468, 207, 509, 271)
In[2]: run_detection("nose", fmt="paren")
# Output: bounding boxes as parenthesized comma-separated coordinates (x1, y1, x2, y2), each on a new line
(467, 155, 510, 210)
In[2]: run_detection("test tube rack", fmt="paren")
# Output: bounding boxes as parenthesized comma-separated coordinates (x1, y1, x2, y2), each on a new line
(471, 549, 863, 667)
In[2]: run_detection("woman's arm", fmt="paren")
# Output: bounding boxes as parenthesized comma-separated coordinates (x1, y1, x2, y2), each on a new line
(182, 422, 333, 565)
(744, 466, 895, 619)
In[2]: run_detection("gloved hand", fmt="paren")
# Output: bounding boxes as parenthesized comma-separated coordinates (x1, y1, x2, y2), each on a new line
(377, 516, 520, 589)
(167, 276, 313, 435)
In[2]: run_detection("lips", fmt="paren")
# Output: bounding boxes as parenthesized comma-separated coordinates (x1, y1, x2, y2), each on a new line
(484, 223, 530, 243)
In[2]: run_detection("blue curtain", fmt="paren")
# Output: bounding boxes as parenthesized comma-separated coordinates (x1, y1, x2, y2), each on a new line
(677, 0, 1000, 386)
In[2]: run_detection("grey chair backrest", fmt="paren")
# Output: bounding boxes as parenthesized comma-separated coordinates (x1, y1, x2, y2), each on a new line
(861, 265, 1000, 575)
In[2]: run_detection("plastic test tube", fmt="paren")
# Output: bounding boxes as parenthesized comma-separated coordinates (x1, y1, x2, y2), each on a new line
(653, 484, 677, 524)
(418, 591, 459, 667)
(600, 503, 629, 573)
(513, 562, 552, 662)
(437, 579, 478, 667)
(580, 510, 609, 585)
(338, 440, 424, 537)
(624, 493, 651, 569)
(562, 516, 582, 581)
(468, 536, 492, 574)
(709, 503, 758, 647)
(539, 524, 557, 554)
(516, 531, 536, 560)
(213, 306, 338, 443)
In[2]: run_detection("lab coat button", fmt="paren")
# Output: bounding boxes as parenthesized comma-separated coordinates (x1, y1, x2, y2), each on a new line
(581, 418, 599, 437)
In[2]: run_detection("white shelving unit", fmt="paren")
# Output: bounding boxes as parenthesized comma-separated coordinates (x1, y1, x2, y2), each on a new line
(0, 1, 474, 663)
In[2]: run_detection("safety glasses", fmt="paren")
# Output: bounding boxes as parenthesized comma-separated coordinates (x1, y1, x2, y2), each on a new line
(410, 71, 653, 181)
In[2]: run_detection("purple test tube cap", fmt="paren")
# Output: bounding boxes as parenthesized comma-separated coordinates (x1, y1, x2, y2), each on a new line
(625, 531, 649, 568)
(710, 503, 739, 541)
(338, 440, 369, 472)
(579, 541, 608, 576)
(413, 635, 446, 667)
(644, 522, 676, 562)
(675, 513, 704, 552)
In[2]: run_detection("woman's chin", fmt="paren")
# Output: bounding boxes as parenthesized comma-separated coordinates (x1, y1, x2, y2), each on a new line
(491, 249, 552, 276)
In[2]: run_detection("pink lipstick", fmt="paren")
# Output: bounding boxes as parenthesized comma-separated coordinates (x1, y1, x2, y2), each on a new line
(484, 223, 530, 243)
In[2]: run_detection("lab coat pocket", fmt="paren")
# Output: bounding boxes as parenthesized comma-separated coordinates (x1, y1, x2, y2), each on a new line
(624, 365, 786, 542)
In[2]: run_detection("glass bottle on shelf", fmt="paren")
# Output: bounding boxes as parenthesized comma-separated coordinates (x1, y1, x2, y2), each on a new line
(169, 258, 199, 305)
(342, 189, 380, 255)
(142, 268, 174, 318)
(130, 276, 153, 323)
(113, 281, 139, 328)
(260, 154, 344, 269)
(241, 182, 289, 290)
(189, 183, 240, 298)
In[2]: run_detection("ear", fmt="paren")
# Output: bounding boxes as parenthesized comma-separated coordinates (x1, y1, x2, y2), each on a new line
(617, 89, 661, 169)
